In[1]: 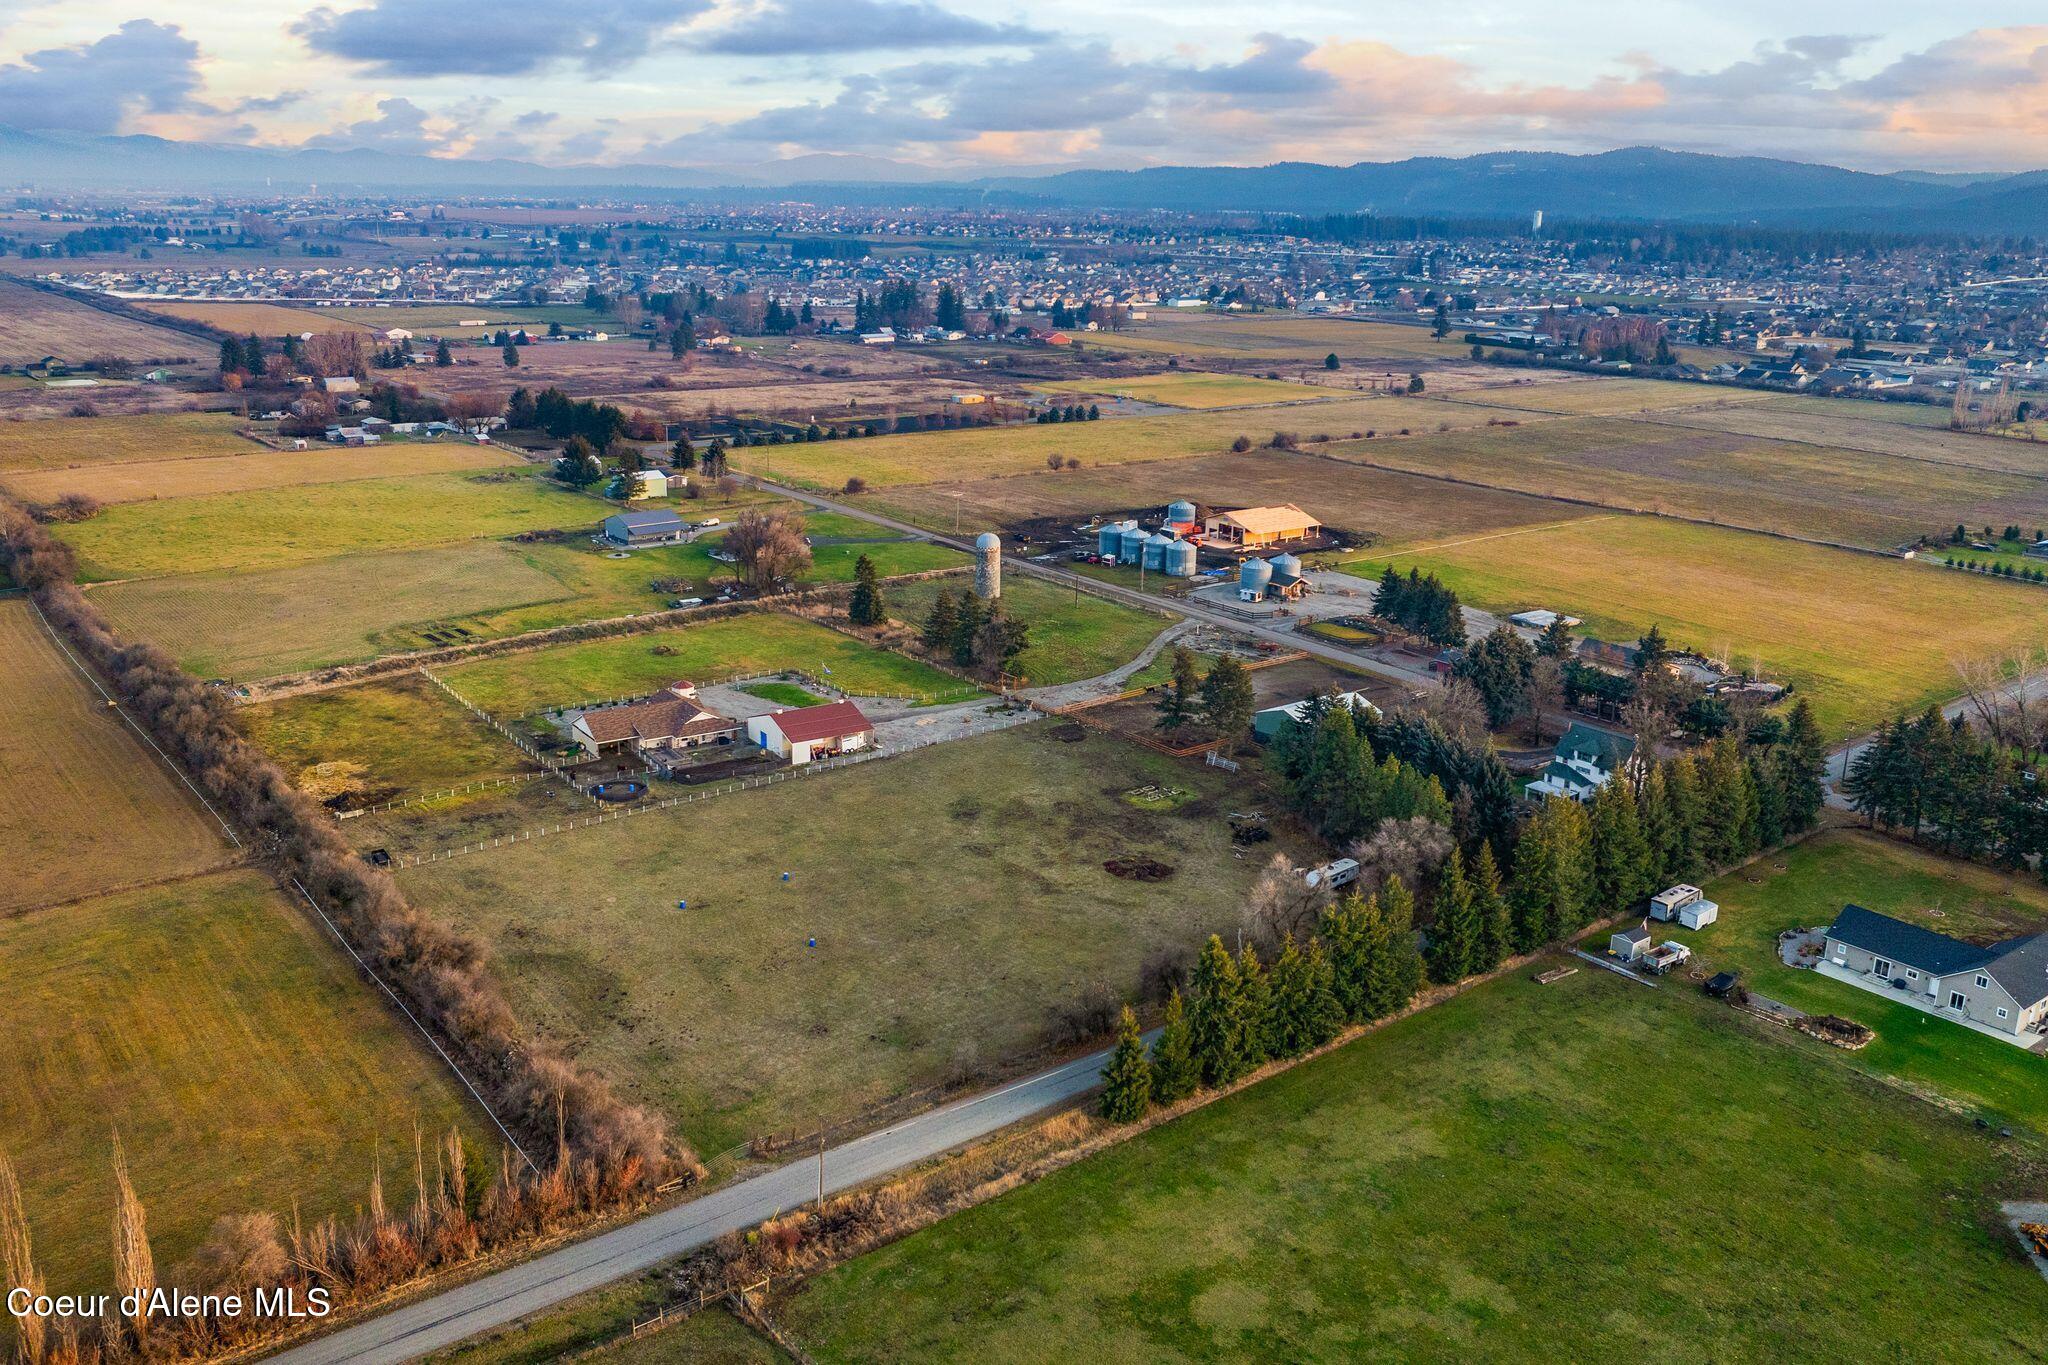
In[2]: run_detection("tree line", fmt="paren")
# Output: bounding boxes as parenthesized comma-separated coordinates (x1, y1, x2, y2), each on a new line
(921, 588, 1030, 677)
(1843, 705, 2048, 866)
(1373, 566, 1465, 646)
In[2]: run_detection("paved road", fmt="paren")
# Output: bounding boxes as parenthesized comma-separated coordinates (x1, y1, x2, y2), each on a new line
(758, 479, 1441, 692)
(267, 1040, 1128, 1364)
(1823, 669, 2048, 808)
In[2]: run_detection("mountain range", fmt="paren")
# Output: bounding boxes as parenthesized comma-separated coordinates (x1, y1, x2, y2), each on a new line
(3, 129, 2043, 235)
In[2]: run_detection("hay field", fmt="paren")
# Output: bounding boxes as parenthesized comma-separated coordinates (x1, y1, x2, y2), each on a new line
(1, 440, 516, 505)
(1034, 372, 1351, 408)
(1083, 315, 1468, 362)
(0, 281, 203, 365)
(324, 304, 615, 337)
(137, 301, 369, 335)
(1350, 516, 2048, 737)
(0, 869, 491, 1291)
(1755, 393, 1954, 428)
(870, 449, 1591, 550)
(1642, 402, 2048, 476)
(91, 541, 580, 680)
(1449, 376, 1770, 416)
(0, 600, 231, 913)
(0, 411, 254, 472)
(56, 470, 602, 580)
(399, 724, 1296, 1153)
(443, 611, 976, 716)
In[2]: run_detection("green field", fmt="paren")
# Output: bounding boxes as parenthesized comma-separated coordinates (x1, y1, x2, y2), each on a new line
(0, 411, 255, 472)
(241, 672, 534, 800)
(399, 724, 1297, 1153)
(1695, 829, 2048, 1134)
(884, 576, 1170, 686)
(1349, 515, 2048, 737)
(442, 612, 977, 716)
(0, 870, 490, 1293)
(426, 1270, 784, 1365)
(0, 440, 517, 506)
(1036, 372, 1353, 409)
(56, 470, 602, 581)
(776, 957, 2047, 1362)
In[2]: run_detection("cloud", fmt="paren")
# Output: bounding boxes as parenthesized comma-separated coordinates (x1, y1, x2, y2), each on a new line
(301, 96, 446, 153)
(293, 0, 710, 76)
(0, 20, 203, 133)
(689, 0, 1045, 56)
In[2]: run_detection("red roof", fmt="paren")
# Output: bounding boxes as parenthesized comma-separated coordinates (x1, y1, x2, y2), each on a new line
(763, 699, 872, 744)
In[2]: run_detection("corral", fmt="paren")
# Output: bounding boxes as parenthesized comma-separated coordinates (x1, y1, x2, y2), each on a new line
(1350, 515, 2048, 737)
(0, 870, 491, 1291)
(397, 723, 1295, 1153)
(0, 599, 231, 913)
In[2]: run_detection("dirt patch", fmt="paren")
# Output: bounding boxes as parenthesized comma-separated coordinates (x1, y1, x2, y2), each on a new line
(1104, 857, 1175, 882)
(1797, 1014, 1875, 1050)
(1048, 722, 1087, 742)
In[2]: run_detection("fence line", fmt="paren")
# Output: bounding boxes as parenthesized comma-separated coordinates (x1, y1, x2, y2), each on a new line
(345, 771, 545, 817)
(393, 709, 1038, 868)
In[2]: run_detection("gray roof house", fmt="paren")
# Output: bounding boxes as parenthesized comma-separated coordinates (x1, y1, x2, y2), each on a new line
(1821, 904, 2048, 1048)
(1527, 722, 1635, 802)
(602, 509, 687, 547)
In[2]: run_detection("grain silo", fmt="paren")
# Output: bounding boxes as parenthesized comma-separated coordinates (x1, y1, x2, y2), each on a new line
(1097, 520, 1131, 558)
(1165, 539, 1198, 577)
(974, 531, 1002, 599)
(1119, 524, 1149, 564)
(1270, 551, 1303, 579)
(1165, 499, 1197, 527)
(1238, 557, 1273, 601)
(1142, 532, 1176, 570)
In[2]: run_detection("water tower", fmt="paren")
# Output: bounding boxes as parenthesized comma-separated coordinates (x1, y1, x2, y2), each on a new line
(974, 531, 1002, 599)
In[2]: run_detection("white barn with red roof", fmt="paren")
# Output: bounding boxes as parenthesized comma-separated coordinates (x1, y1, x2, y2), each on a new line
(745, 700, 874, 765)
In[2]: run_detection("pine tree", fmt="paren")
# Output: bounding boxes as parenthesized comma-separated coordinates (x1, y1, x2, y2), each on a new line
(1665, 755, 1707, 881)
(1589, 779, 1653, 915)
(1156, 646, 1201, 732)
(434, 337, 453, 366)
(1149, 989, 1199, 1103)
(1299, 937, 1343, 1049)
(1636, 763, 1678, 888)
(1367, 878, 1426, 1017)
(1320, 897, 1371, 1023)
(1189, 936, 1245, 1087)
(951, 592, 986, 669)
(847, 554, 885, 626)
(922, 588, 958, 649)
(1779, 699, 1827, 833)
(1238, 944, 1273, 1068)
(1268, 937, 1314, 1057)
(1471, 841, 1512, 971)
(1549, 797, 1594, 934)
(1199, 656, 1257, 751)
(1509, 816, 1558, 953)
(1097, 1006, 1153, 1123)
(1427, 847, 1479, 985)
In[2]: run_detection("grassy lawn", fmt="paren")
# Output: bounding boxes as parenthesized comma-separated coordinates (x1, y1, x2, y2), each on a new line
(0, 870, 492, 1293)
(1035, 372, 1353, 409)
(742, 680, 827, 707)
(240, 672, 534, 799)
(776, 961, 2047, 1362)
(0, 412, 256, 472)
(443, 612, 977, 716)
(1346, 515, 2048, 738)
(0, 439, 516, 506)
(399, 725, 1298, 1154)
(1694, 828, 2048, 1134)
(56, 470, 603, 581)
(885, 577, 1170, 687)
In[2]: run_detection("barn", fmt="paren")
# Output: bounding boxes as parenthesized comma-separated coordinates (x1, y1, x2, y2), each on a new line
(602, 509, 687, 546)
(746, 700, 874, 765)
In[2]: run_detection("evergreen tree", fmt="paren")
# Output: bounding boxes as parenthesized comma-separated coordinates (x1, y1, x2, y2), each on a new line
(847, 554, 886, 626)
(1589, 779, 1653, 914)
(1320, 897, 1372, 1024)
(1155, 646, 1201, 732)
(217, 336, 242, 374)
(1636, 763, 1678, 887)
(242, 334, 265, 373)
(921, 588, 958, 649)
(1268, 937, 1314, 1058)
(1471, 841, 1513, 971)
(1536, 615, 1575, 658)
(1366, 878, 1426, 1017)
(502, 342, 520, 367)
(1097, 1006, 1153, 1123)
(1298, 937, 1343, 1049)
(1664, 755, 1707, 881)
(1426, 847, 1479, 985)
(1508, 814, 1558, 953)
(1779, 699, 1827, 833)
(1237, 944, 1273, 1069)
(1188, 936, 1246, 1088)
(1199, 655, 1257, 748)
(434, 338, 453, 367)
(1149, 990, 1199, 1103)
(951, 593, 987, 668)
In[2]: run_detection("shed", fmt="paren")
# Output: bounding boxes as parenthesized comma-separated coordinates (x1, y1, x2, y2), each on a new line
(1678, 899, 1719, 930)
(1610, 925, 1651, 962)
(746, 700, 873, 765)
(602, 509, 687, 546)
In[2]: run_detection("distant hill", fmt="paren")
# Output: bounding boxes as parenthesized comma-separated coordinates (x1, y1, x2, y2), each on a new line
(0, 129, 2040, 235)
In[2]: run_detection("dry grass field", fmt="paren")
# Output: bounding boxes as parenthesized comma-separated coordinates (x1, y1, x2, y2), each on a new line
(137, 300, 370, 335)
(869, 448, 1593, 549)
(1034, 372, 1352, 408)
(1, 440, 518, 505)
(1081, 314, 1470, 362)
(0, 411, 255, 472)
(608, 375, 1015, 421)
(0, 599, 232, 913)
(241, 672, 537, 801)
(1448, 376, 1771, 416)
(0, 869, 492, 1291)
(91, 541, 580, 679)
(1642, 402, 2048, 476)
(1349, 515, 2048, 737)
(398, 724, 1300, 1153)
(0, 280, 203, 365)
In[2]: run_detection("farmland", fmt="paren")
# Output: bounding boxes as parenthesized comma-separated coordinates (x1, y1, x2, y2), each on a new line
(1694, 829, 2048, 1134)
(0, 870, 491, 1291)
(138, 300, 371, 335)
(1034, 372, 1352, 408)
(0, 599, 231, 913)
(1348, 515, 2048, 737)
(240, 672, 535, 801)
(0, 280, 203, 365)
(1450, 375, 1768, 416)
(883, 576, 1170, 686)
(0, 411, 254, 472)
(399, 724, 1296, 1152)
(1079, 314, 1471, 362)
(0, 439, 517, 505)
(441, 611, 977, 717)
(55, 469, 601, 580)
(775, 961, 2045, 1363)
(1644, 400, 2048, 476)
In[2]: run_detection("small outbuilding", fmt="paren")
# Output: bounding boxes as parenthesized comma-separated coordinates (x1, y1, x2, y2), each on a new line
(1610, 925, 1651, 963)
(602, 509, 688, 546)
(747, 700, 874, 765)
(1678, 899, 1720, 930)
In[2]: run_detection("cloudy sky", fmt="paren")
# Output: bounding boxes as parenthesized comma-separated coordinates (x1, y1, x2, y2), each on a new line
(2, 1, 2046, 172)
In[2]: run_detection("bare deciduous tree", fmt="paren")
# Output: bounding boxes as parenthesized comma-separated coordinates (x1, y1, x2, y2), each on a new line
(725, 507, 813, 594)
(0, 1146, 46, 1365)
(1242, 851, 1329, 951)
(1346, 817, 1454, 904)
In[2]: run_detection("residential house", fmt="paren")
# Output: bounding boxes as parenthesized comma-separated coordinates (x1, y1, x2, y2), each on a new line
(1252, 691, 1381, 744)
(746, 700, 874, 765)
(1527, 722, 1635, 801)
(570, 682, 738, 760)
(1821, 904, 2048, 1046)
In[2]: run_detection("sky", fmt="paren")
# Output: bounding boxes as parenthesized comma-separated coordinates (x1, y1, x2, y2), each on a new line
(1, 1, 2046, 173)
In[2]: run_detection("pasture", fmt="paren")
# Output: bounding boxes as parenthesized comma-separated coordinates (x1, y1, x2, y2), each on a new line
(1451, 375, 1768, 416)
(775, 961, 2045, 1362)
(0, 411, 254, 472)
(0, 439, 516, 505)
(1348, 515, 2048, 737)
(441, 611, 976, 717)
(0, 599, 231, 913)
(137, 301, 370, 335)
(399, 724, 1294, 1153)
(1695, 829, 2048, 1135)
(884, 576, 1170, 686)
(240, 673, 535, 802)
(0, 870, 491, 1293)
(55, 469, 601, 580)
(91, 541, 580, 680)
(1034, 372, 1351, 409)
(0, 281, 202, 365)
(1644, 400, 2048, 477)
(1081, 314, 1469, 362)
